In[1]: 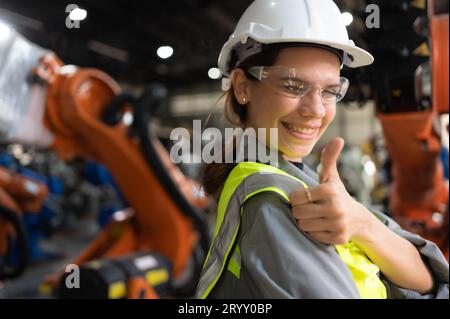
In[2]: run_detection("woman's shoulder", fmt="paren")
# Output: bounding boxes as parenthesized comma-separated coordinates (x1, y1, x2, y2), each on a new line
(240, 190, 295, 234)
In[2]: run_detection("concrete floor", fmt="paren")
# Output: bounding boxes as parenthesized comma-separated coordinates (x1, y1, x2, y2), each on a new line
(1, 213, 99, 299)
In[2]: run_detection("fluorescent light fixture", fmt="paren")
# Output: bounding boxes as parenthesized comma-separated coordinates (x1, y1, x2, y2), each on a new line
(69, 8, 87, 21)
(341, 12, 353, 26)
(0, 21, 12, 43)
(87, 40, 129, 62)
(208, 67, 222, 79)
(157, 46, 173, 59)
(0, 8, 44, 30)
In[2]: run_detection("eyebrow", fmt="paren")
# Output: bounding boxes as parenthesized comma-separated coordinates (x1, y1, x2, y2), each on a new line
(280, 76, 305, 82)
(325, 83, 341, 88)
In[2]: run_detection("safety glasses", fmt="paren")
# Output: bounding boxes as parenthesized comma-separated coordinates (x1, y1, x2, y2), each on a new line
(247, 66, 349, 104)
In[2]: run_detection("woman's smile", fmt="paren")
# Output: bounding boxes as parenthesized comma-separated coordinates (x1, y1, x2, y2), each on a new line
(281, 121, 320, 141)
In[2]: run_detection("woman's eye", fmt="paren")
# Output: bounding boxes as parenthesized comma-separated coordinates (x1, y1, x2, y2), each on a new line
(322, 89, 338, 98)
(282, 81, 306, 92)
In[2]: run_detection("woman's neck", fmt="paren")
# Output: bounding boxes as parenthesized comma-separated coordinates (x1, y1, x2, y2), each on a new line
(282, 154, 303, 163)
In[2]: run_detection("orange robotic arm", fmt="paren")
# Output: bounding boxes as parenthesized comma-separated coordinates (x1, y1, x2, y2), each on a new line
(376, 1, 448, 258)
(33, 54, 209, 296)
(0, 167, 48, 213)
(0, 168, 47, 279)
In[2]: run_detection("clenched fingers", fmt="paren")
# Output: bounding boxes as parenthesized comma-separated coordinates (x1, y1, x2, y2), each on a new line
(292, 203, 325, 219)
(289, 183, 342, 205)
(290, 188, 316, 205)
(296, 217, 341, 233)
(307, 231, 335, 245)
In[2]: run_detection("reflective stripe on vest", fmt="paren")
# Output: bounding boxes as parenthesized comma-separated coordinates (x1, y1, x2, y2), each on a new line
(195, 162, 387, 299)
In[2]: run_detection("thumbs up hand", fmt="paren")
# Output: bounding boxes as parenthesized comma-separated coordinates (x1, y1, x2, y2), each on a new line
(289, 137, 372, 245)
(319, 137, 345, 184)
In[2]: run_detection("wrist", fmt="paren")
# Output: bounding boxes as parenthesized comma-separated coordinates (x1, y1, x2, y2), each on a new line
(350, 204, 380, 246)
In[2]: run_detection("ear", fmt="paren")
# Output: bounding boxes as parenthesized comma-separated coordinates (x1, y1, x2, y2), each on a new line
(231, 69, 251, 105)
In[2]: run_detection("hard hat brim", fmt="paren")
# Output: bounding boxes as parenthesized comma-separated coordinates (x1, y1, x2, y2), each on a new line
(218, 37, 374, 77)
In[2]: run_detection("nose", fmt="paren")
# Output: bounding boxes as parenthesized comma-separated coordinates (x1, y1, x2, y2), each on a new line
(297, 87, 326, 119)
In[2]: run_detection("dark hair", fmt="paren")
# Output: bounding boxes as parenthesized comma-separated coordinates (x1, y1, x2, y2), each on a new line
(202, 49, 281, 198)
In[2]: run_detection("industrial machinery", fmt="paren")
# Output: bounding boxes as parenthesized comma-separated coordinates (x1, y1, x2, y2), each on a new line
(370, 0, 449, 258)
(0, 165, 48, 279)
(0, 27, 210, 298)
(58, 249, 172, 299)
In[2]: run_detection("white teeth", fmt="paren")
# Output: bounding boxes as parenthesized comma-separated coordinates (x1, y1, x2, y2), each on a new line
(285, 123, 317, 135)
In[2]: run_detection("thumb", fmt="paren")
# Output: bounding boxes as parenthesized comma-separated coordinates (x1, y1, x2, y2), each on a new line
(319, 137, 345, 183)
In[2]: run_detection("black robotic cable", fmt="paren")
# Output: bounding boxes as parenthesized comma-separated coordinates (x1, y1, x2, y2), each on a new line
(101, 86, 211, 295)
(130, 85, 210, 255)
(101, 92, 135, 126)
(0, 204, 29, 280)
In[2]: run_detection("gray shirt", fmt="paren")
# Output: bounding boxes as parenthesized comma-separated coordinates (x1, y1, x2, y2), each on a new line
(209, 159, 449, 299)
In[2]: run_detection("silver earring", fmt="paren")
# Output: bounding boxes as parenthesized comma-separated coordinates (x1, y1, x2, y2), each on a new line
(242, 97, 247, 103)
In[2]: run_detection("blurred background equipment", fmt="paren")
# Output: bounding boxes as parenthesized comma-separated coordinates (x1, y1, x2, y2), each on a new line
(58, 250, 172, 299)
(1, 25, 211, 299)
(369, 0, 449, 258)
(0, 204, 29, 280)
(0, 159, 48, 280)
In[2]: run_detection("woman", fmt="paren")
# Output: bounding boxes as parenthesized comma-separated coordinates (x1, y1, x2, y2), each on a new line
(195, 0, 449, 299)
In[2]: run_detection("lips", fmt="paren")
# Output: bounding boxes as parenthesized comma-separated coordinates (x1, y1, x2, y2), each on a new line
(281, 121, 319, 140)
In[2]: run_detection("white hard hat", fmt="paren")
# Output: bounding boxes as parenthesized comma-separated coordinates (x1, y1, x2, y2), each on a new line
(218, 0, 374, 77)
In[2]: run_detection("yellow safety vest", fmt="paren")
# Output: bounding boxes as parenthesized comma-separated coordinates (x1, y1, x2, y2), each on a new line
(196, 161, 387, 299)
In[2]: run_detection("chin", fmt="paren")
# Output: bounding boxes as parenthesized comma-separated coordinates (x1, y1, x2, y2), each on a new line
(281, 146, 312, 161)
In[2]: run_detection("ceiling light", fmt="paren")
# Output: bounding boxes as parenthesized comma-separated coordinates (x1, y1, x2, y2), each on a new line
(0, 21, 12, 43)
(157, 46, 173, 59)
(69, 8, 87, 21)
(208, 67, 222, 79)
(341, 12, 353, 26)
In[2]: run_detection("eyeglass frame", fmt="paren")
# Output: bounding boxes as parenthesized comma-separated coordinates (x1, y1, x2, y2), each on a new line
(246, 66, 350, 104)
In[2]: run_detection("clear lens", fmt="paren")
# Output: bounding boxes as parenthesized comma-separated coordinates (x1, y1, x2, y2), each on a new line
(248, 66, 349, 104)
